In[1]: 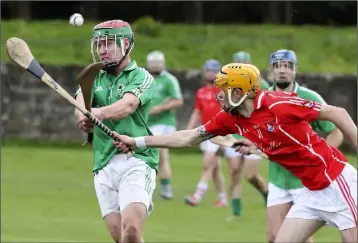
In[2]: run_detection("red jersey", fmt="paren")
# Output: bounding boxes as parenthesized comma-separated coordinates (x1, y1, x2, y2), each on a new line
(195, 85, 223, 124)
(204, 90, 347, 190)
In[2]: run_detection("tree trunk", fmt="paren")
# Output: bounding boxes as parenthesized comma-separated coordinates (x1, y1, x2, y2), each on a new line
(284, 1, 293, 25)
(264, 1, 280, 24)
(184, 1, 203, 24)
(8, 1, 32, 20)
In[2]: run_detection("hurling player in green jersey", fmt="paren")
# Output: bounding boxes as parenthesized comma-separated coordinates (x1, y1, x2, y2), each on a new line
(266, 49, 343, 243)
(146, 50, 184, 200)
(74, 20, 159, 243)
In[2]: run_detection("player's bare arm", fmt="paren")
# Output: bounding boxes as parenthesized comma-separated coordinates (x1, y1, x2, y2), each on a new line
(325, 127, 344, 148)
(74, 91, 85, 119)
(150, 98, 184, 115)
(113, 125, 215, 151)
(95, 93, 140, 120)
(74, 92, 94, 133)
(186, 109, 201, 130)
(318, 104, 357, 149)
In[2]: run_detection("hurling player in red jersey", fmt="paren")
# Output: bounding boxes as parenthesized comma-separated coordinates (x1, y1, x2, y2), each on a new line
(113, 63, 357, 243)
(185, 59, 229, 207)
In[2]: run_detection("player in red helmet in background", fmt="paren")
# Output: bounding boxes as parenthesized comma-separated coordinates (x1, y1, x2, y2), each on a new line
(185, 59, 229, 208)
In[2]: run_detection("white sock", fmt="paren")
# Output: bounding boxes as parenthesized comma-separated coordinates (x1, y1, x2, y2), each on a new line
(194, 181, 208, 201)
(218, 192, 227, 203)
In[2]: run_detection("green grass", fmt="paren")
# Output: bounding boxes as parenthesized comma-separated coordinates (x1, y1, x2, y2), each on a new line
(2, 145, 356, 242)
(2, 20, 356, 73)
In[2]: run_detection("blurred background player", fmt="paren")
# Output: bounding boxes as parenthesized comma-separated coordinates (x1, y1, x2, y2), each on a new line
(266, 49, 344, 243)
(185, 59, 242, 209)
(230, 51, 270, 206)
(232, 51, 270, 89)
(146, 50, 184, 200)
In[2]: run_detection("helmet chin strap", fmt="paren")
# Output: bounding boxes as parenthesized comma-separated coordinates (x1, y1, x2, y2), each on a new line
(226, 74, 260, 110)
(227, 87, 249, 107)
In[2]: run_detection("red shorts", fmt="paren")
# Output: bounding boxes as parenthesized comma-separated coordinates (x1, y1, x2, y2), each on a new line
(287, 163, 357, 230)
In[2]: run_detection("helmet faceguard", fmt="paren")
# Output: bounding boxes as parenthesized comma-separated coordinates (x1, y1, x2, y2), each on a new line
(269, 49, 297, 89)
(214, 63, 261, 112)
(91, 20, 134, 73)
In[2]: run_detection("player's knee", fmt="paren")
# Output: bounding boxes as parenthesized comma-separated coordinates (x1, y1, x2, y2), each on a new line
(245, 171, 257, 181)
(104, 215, 122, 242)
(267, 231, 276, 243)
(106, 225, 121, 242)
(203, 164, 212, 173)
(122, 223, 141, 243)
(244, 160, 259, 179)
(230, 164, 240, 177)
(212, 163, 222, 176)
(203, 159, 216, 172)
(108, 230, 121, 243)
(266, 216, 279, 242)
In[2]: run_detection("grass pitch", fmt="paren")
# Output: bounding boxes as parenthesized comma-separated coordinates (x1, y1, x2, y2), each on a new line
(2, 145, 356, 242)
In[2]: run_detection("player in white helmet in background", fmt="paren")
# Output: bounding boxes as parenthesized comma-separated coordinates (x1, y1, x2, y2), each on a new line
(146, 51, 184, 199)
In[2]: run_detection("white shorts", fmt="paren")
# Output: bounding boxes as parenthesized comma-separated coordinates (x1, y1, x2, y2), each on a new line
(267, 183, 304, 207)
(200, 140, 261, 159)
(150, 124, 176, 136)
(287, 163, 357, 230)
(94, 154, 157, 218)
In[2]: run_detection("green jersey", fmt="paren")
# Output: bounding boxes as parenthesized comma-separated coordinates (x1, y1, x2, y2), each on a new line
(147, 70, 182, 127)
(268, 82, 336, 189)
(260, 78, 270, 90)
(76, 61, 159, 173)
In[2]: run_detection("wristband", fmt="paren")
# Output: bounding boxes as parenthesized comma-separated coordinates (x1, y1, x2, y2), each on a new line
(135, 137, 147, 149)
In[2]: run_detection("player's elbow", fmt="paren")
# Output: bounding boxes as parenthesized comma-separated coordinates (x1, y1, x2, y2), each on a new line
(320, 105, 347, 122)
(176, 130, 198, 148)
(126, 101, 137, 115)
(168, 99, 184, 110)
(176, 98, 184, 107)
(121, 99, 139, 118)
(331, 107, 349, 122)
(187, 129, 204, 147)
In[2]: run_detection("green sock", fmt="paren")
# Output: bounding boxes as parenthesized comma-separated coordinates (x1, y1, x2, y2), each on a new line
(160, 178, 170, 186)
(231, 198, 241, 216)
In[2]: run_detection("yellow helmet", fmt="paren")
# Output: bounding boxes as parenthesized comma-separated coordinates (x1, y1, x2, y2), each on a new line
(215, 63, 261, 107)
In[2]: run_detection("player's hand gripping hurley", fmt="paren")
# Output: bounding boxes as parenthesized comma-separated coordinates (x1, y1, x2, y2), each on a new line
(211, 135, 268, 158)
(6, 37, 132, 154)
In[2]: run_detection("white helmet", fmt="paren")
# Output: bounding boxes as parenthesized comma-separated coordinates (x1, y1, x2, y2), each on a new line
(146, 50, 165, 73)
